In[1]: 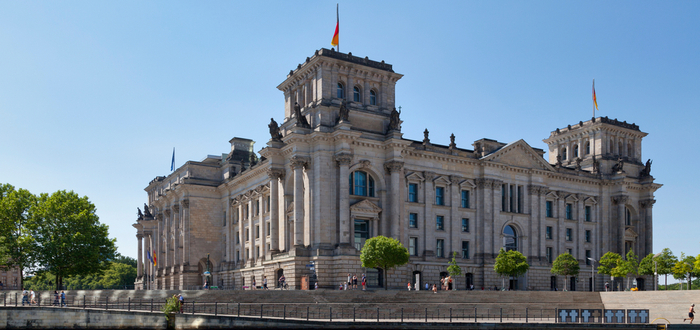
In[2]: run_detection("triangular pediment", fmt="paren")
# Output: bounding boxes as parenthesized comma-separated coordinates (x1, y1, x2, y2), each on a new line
(434, 175, 451, 185)
(405, 171, 425, 182)
(625, 227, 638, 239)
(350, 199, 382, 214)
(481, 140, 554, 171)
(585, 197, 598, 205)
(459, 179, 476, 188)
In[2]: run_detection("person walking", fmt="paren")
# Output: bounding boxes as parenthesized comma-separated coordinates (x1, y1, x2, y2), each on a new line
(684, 304, 695, 323)
(252, 276, 256, 290)
(361, 274, 366, 291)
(30, 289, 37, 305)
(178, 294, 184, 313)
(278, 274, 286, 289)
(60, 291, 66, 307)
(352, 274, 358, 289)
(263, 276, 268, 290)
(53, 291, 59, 306)
(21, 288, 29, 306)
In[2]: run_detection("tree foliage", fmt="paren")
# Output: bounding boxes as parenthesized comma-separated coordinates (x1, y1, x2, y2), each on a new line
(360, 236, 409, 290)
(616, 250, 639, 289)
(672, 252, 692, 288)
(598, 252, 622, 276)
(655, 248, 677, 288)
(23, 259, 136, 290)
(0, 184, 36, 281)
(29, 190, 116, 289)
(551, 253, 580, 290)
(447, 251, 462, 277)
(494, 248, 529, 289)
(638, 254, 655, 276)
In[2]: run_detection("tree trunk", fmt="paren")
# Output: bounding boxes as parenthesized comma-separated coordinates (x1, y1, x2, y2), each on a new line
(55, 273, 60, 290)
(383, 267, 388, 290)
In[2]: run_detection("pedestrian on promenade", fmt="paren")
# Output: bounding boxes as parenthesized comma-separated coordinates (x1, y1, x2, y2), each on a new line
(252, 276, 256, 290)
(21, 288, 28, 306)
(60, 291, 66, 307)
(425, 282, 429, 290)
(178, 294, 184, 313)
(432, 284, 437, 293)
(53, 291, 59, 306)
(684, 304, 695, 323)
(263, 276, 268, 290)
(407, 282, 411, 291)
(347, 274, 351, 290)
(605, 282, 609, 292)
(361, 274, 366, 290)
(352, 274, 358, 289)
(30, 289, 36, 305)
(0, 281, 3, 290)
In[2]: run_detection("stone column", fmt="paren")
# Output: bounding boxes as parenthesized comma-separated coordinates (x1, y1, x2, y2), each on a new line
(248, 199, 254, 261)
(164, 209, 171, 268)
(258, 193, 266, 259)
(145, 233, 151, 290)
(577, 195, 585, 260)
(640, 199, 655, 255)
(449, 176, 461, 256)
(268, 169, 284, 252)
(423, 172, 435, 256)
(235, 201, 243, 264)
(291, 157, 307, 247)
(527, 185, 540, 260)
(336, 154, 352, 246)
(173, 205, 180, 267)
(385, 161, 404, 240)
(346, 76, 354, 102)
(613, 196, 628, 255)
(181, 200, 190, 265)
(137, 234, 143, 277)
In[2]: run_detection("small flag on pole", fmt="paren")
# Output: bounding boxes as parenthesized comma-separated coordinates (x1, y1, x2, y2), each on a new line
(153, 253, 157, 267)
(170, 148, 175, 171)
(331, 4, 339, 49)
(147, 250, 153, 264)
(592, 79, 599, 111)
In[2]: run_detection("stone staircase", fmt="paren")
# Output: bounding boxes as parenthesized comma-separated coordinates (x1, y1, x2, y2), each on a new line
(600, 291, 700, 325)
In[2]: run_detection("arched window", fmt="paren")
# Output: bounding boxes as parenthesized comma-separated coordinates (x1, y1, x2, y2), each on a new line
(585, 142, 590, 155)
(369, 90, 377, 105)
(353, 86, 361, 102)
(337, 82, 345, 99)
(625, 207, 631, 226)
(503, 225, 517, 251)
(573, 145, 579, 158)
(561, 148, 567, 161)
(349, 171, 375, 197)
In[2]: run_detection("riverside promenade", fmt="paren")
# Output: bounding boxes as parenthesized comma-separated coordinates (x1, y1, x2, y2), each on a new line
(0, 289, 695, 329)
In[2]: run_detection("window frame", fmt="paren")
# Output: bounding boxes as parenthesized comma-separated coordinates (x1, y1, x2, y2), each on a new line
(408, 183, 418, 203)
(409, 213, 418, 228)
(546, 226, 553, 239)
(585, 205, 592, 222)
(546, 201, 553, 218)
(350, 171, 375, 197)
(436, 215, 444, 231)
(337, 82, 345, 99)
(409, 237, 418, 256)
(461, 218, 469, 233)
(566, 228, 572, 241)
(585, 230, 591, 243)
(369, 89, 377, 105)
(435, 186, 445, 206)
(353, 86, 361, 102)
(462, 241, 470, 259)
(461, 190, 470, 208)
(436, 239, 444, 258)
(546, 247, 553, 263)
(565, 203, 573, 220)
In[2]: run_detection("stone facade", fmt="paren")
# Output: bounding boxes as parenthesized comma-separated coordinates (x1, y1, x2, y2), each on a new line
(0, 266, 21, 290)
(133, 48, 661, 291)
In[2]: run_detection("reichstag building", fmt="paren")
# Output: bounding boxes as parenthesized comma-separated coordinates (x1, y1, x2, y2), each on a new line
(133, 48, 661, 291)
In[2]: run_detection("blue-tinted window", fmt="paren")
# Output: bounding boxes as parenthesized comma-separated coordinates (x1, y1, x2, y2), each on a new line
(566, 203, 573, 220)
(436, 239, 444, 258)
(461, 190, 470, 208)
(566, 228, 572, 241)
(546, 226, 552, 239)
(353, 86, 361, 102)
(585, 206, 591, 222)
(408, 183, 418, 202)
(350, 171, 375, 197)
(546, 201, 553, 217)
(409, 213, 418, 228)
(436, 215, 444, 230)
(337, 82, 345, 98)
(369, 90, 376, 105)
(435, 187, 444, 205)
(462, 218, 469, 232)
(462, 241, 470, 259)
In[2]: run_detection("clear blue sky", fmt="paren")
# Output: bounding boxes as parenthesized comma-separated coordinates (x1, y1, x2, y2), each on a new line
(1, 1, 698, 272)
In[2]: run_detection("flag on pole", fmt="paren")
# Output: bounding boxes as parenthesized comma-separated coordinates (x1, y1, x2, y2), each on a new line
(147, 250, 153, 264)
(170, 148, 175, 171)
(331, 4, 339, 49)
(592, 79, 599, 111)
(153, 253, 157, 267)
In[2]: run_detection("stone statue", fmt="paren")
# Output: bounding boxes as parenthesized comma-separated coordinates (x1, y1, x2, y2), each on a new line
(388, 107, 401, 131)
(612, 157, 624, 172)
(555, 155, 562, 168)
(640, 159, 652, 177)
(423, 128, 430, 144)
(143, 203, 153, 218)
(137, 207, 143, 220)
(338, 99, 349, 122)
(268, 118, 282, 141)
(293, 102, 310, 128)
(592, 158, 599, 173)
(575, 157, 582, 171)
(250, 153, 258, 166)
(449, 133, 456, 149)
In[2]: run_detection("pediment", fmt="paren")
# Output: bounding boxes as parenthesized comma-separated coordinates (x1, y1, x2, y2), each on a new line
(624, 227, 638, 239)
(565, 194, 579, 202)
(459, 179, 476, 189)
(546, 191, 559, 199)
(434, 175, 451, 185)
(405, 171, 425, 182)
(585, 197, 598, 205)
(350, 199, 382, 214)
(481, 140, 554, 171)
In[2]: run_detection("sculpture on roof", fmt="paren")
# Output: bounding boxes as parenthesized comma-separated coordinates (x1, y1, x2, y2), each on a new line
(449, 133, 456, 149)
(612, 157, 624, 173)
(423, 128, 430, 145)
(640, 159, 653, 177)
(575, 157, 582, 171)
(555, 155, 562, 168)
(143, 203, 153, 218)
(388, 107, 401, 131)
(137, 207, 143, 220)
(268, 118, 282, 141)
(294, 102, 310, 128)
(338, 99, 349, 122)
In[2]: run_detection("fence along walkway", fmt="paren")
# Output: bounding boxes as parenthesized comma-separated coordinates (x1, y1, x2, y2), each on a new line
(2, 293, 558, 324)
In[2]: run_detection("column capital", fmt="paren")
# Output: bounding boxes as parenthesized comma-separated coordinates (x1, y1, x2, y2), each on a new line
(335, 153, 353, 166)
(528, 184, 546, 195)
(267, 168, 285, 180)
(639, 199, 656, 209)
(289, 156, 309, 170)
(612, 195, 629, 205)
(164, 209, 171, 217)
(136, 234, 144, 239)
(384, 160, 404, 173)
(448, 175, 462, 185)
(423, 171, 436, 181)
(181, 199, 189, 209)
(172, 204, 180, 213)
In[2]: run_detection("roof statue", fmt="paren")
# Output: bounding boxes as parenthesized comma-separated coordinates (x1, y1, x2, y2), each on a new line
(268, 118, 283, 141)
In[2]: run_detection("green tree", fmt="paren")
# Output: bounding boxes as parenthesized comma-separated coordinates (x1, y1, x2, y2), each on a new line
(494, 248, 529, 290)
(655, 248, 677, 289)
(360, 236, 409, 290)
(682, 254, 697, 290)
(0, 184, 37, 285)
(616, 250, 639, 290)
(672, 253, 691, 290)
(29, 190, 116, 289)
(447, 251, 462, 289)
(551, 252, 580, 291)
(598, 252, 622, 291)
(638, 254, 655, 276)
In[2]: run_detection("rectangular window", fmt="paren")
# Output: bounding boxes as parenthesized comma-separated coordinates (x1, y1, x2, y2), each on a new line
(256, 200, 260, 215)
(586, 250, 591, 265)
(267, 222, 271, 236)
(236, 251, 240, 262)
(246, 229, 249, 241)
(266, 196, 271, 212)
(585, 230, 591, 243)
(546, 201, 553, 218)
(462, 241, 470, 259)
(435, 187, 445, 205)
(409, 213, 418, 228)
(566, 228, 572, 241)
(566, 203, 573, 220)
(436, 215, 444, 230)
(223, 211, 227, 226)
(517, 185, 523, 213)
(546, 247, 553, 263)
(509, 184, 515, 212)
(462, 218, 469, 232)
(409, 237, 418, 256)
(408, 183, 418, 202)
(461, 190, 470, 208)
(546, 226, 553, 239)
(501, 184, 507, 211)
(585, 206, 592, 222)
(354, 219, 370, 251)
(568, 248, 573, 255)
(236, 232, 240, 244)
(256, 225, 260, 239)
(436, 239, 444, 258)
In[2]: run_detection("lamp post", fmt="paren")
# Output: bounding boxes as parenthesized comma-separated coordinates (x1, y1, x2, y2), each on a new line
(653, 252, 662, 291)
(587, 258, 598, 292)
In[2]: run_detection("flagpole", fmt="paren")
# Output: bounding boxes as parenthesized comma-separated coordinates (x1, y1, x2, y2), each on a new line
(592, 79, 596, 170)
(336, 4, 339, 52)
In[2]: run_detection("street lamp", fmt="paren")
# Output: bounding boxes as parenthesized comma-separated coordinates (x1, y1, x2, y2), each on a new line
(587, 258, 598, 292)
(653, 252, 662, 291)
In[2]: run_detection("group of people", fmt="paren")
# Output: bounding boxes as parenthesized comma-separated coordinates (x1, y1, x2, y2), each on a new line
(340, 273, 366, 290)
(20, 288, 66, 307)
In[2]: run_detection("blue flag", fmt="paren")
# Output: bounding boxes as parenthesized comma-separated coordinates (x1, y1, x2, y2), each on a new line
(170, 148, 175, 171)
(147, 250, 153, 264)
